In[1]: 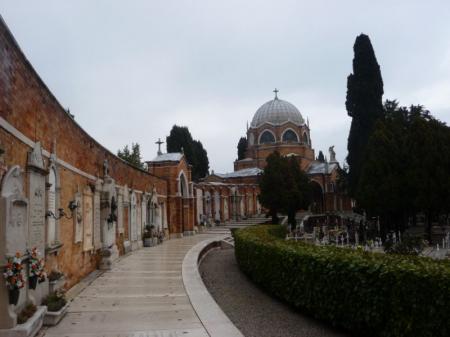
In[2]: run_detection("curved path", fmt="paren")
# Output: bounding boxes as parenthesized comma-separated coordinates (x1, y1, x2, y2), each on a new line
(44, 233, 225, 337)
(200, 247, 350, 337)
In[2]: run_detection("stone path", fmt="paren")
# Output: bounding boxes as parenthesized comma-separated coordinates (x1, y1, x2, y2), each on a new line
(44, 234, 221, 337)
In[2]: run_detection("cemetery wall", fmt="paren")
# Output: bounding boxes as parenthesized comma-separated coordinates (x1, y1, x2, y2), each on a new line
(0, 19, 168, 288)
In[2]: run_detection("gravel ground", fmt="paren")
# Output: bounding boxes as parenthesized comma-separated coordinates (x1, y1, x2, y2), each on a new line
(199, 246, 351, 337)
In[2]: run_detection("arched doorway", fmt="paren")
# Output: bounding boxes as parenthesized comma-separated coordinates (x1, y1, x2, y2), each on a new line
(311, 181, 324, 213)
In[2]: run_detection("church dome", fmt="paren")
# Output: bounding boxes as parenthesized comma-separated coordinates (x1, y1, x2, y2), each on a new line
(251, 90, 304, 128)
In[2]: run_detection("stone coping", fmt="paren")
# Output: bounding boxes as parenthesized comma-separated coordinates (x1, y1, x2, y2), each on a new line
(182, 236, 244, 337)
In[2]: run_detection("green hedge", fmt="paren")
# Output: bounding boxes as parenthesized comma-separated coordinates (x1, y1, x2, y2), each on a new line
(233, 225, 450, 337)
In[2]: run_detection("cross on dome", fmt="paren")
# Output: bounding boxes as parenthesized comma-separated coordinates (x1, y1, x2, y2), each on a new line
(273, 88, 279, 99)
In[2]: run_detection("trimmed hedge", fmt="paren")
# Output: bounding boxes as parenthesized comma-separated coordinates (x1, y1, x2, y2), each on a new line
(233, 225, 450, 337)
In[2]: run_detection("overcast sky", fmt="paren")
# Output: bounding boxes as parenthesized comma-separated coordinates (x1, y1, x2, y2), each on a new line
(2, 1, 450, 173)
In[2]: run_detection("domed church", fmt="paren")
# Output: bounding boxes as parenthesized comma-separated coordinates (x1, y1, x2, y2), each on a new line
(235, 89, 314, 171)
(203, 89, 352, 214)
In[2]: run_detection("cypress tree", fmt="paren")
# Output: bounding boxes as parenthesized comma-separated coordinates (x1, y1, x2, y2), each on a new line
(317, 150, 325, 162)
(346, 34, 384, 197)
(237, 137, 248, 160)
(166, 125, 209, 181)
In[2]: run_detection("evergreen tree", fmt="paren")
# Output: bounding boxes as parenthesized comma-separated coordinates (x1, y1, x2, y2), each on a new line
(192, 140, 209, 180)
(346, 34, 384, 198)
(166, 125, 209, 181)
(237, 137, 248, 160)
(358, 101, 450, 238)
(258, 152, 312, 226)
(317, 150, 325, 162)
(117, 142, 145, 169)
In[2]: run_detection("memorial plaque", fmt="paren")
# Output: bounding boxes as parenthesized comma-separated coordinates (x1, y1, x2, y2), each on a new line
(28, 172, 46, 252)
(83, 187, 93, 251)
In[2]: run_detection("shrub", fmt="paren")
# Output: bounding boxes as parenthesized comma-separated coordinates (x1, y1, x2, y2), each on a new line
(42, 290, 67, 312)
(233, 225, 450, 337)
(384, 234, 426, 255)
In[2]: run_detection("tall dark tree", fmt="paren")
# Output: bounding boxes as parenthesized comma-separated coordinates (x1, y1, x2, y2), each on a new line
(117, 142, 145, 169)
(166, 125, 209, 181)
(316, 150, 325, 162)
(258, 152, 312, 226)
(358, 101, 450, 239)
(191, 140, 209, 180)
(237, 137, 248, 160)
(346, 34, 384, 198)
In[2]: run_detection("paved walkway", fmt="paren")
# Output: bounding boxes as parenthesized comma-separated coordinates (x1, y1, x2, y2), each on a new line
(44, 233, 222, 337)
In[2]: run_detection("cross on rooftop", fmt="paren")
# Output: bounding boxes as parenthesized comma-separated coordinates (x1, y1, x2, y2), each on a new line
(155, 138, 164, 155)
(273, 88, 279, 99)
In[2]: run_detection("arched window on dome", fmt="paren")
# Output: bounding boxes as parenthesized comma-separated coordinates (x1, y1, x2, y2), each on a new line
(282, 129, 299, 143)
(259, 130, 276, 144)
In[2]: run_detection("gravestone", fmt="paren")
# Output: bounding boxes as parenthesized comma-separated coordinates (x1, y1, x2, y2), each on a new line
(0, 165, 28, 328)
(27, 142, 47, 255)
(73, 192, 83, 244)
(82, 186, 93, 251)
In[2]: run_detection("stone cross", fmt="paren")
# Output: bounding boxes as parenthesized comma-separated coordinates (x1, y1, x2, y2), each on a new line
(273, 88, 279, 99)
(155, 138, 164, 156)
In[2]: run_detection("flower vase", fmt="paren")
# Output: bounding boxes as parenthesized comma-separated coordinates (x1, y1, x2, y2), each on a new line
(29, 275, 38, 290)
(8, 288, 20, 305)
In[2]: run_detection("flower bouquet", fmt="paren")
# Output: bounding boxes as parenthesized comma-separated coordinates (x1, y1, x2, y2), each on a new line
(3, 252, 25, 305)
(28, 247, 46, 289)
